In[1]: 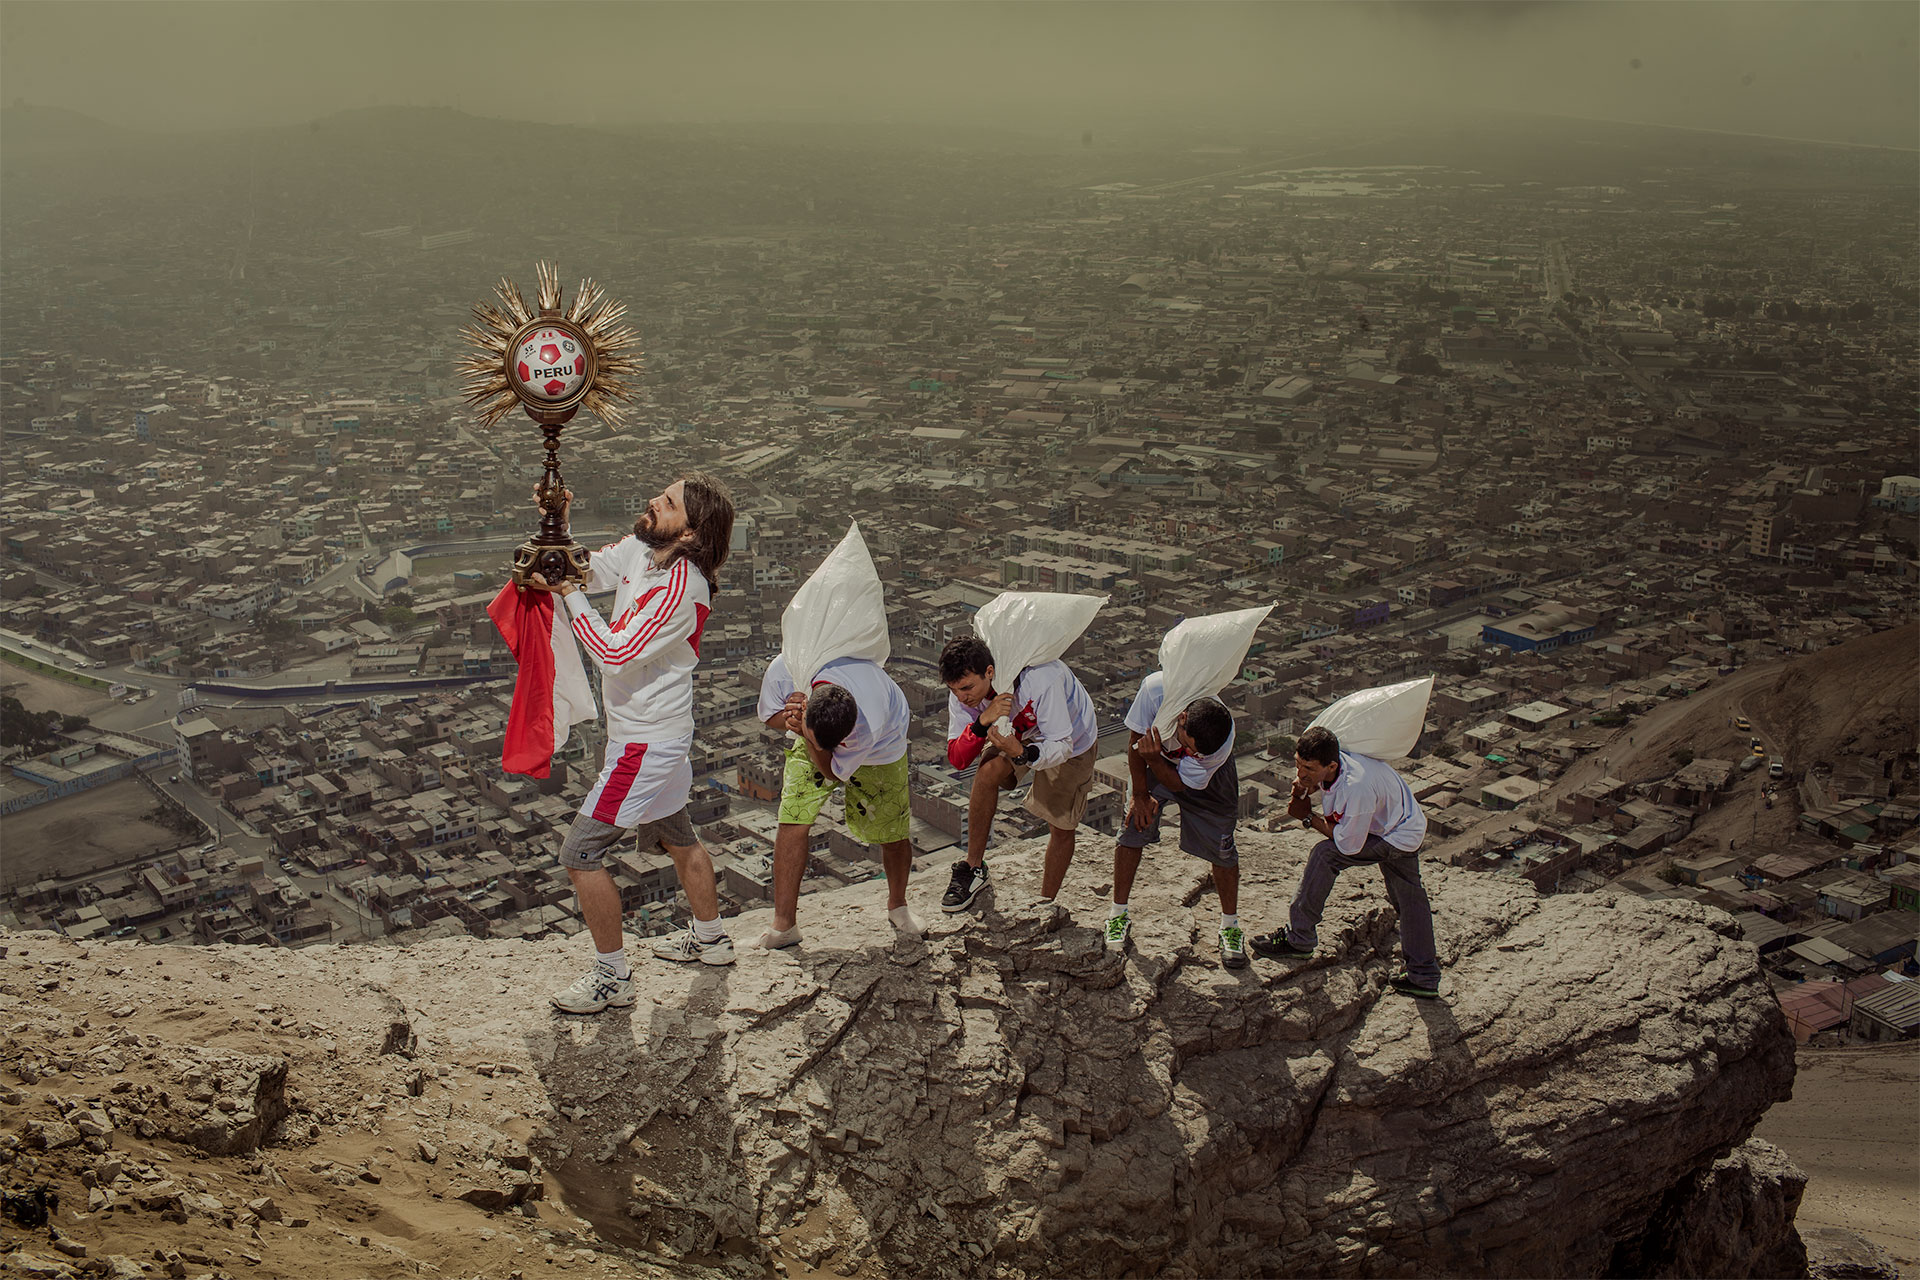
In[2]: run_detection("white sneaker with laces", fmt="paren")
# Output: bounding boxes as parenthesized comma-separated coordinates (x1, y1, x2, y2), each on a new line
(550, 967, 636, 1014)
(651, 926, 735, 966)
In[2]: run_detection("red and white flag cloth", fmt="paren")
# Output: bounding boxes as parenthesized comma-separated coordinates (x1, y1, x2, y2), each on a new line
(487, 584, 597, 779)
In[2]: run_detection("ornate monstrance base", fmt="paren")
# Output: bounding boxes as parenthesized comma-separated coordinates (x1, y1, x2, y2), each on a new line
(513, 538, 593, 588)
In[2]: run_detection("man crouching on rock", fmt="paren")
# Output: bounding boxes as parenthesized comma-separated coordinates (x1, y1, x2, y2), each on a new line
(1250, 725, 1442, 998)
(937, 636, 1100, 915)
(754, 652, 921, 950)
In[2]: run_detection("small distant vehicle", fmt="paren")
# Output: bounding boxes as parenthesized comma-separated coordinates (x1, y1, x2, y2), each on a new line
(169, 773, 180, 783)
(1751, 739, 1766, 757)
(1768, 758, 1786, 779)
(1734, 716, 1751, 731)
(124, 696, 140, 705)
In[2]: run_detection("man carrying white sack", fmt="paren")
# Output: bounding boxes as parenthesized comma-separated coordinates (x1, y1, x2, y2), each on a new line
(1250, 724, 1442, 998)
(523, 475, 738, 1016)
(1107, 678, 1243, 966)
(938, 635, 1100, 913)
(755, 652, 920, 949)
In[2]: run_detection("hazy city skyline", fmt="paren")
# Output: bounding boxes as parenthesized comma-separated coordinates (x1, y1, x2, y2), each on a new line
(3, 0, 1916, 149)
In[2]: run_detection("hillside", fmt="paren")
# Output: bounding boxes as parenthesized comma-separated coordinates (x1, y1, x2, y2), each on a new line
(0, 828, 1813, 1278)
(1745, 623, 1918, 773)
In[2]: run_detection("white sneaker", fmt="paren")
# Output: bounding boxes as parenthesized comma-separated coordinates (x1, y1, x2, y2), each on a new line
(1103, 910, 1131, 953)
(550, 968, 636, 1014)
(651, 926, 735, 966)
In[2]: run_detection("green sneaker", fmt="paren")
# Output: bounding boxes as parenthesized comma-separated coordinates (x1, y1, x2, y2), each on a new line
(1103, 910, 1130, 954)
(1219, 926, 1248, 969)
(1389, 972, 1441, 999)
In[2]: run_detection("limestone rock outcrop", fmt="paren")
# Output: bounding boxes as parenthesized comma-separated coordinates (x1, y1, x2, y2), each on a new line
(2, 827, 1803, 1278)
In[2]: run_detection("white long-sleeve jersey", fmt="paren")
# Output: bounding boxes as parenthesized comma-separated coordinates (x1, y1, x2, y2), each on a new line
(562, 535, 711, 742)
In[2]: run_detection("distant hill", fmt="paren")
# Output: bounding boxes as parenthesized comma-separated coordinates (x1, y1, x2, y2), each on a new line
(0, 101, 125, 156)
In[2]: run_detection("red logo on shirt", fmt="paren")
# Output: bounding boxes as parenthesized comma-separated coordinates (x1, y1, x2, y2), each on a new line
(613, 583, 669, 630)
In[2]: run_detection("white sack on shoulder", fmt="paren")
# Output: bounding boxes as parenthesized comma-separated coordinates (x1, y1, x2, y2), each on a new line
(1306, 675, 1435, 761)
(780, 522, 890, 688)
(973, 591, 1105, 731)
(1152, 604, 1275, 735)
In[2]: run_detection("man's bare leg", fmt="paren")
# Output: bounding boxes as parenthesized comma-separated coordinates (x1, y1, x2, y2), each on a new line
(1039, 825, 1077, 901)
(965, 753, 1016, 866)
(661, 840, 721, 921)
(770, 822, 811, 933)
(1212, 864, 1239, 916)
(880, 839, 913, 910)
(1112, 844, 1145, 907)
(567, 866, 625, 953)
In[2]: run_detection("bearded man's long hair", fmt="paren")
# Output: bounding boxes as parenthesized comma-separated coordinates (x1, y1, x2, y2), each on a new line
(636, 472, 734, 585)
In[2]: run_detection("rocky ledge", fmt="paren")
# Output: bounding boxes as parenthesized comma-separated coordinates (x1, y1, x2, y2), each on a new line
(1, 827, 1818, 1278)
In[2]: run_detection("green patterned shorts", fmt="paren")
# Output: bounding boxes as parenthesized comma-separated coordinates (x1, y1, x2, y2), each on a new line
(777, 736, 911, 846)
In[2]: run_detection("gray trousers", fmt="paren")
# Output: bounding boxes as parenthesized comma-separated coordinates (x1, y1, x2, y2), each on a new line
(1287, 834, 1440, 986)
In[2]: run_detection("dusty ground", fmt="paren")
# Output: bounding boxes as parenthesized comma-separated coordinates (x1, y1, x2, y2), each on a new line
(1, 778, 189, 887)
(0, 932, 713, 1280)
(1757, 1043, 1919, 1277)
(0, 667, 115, 722)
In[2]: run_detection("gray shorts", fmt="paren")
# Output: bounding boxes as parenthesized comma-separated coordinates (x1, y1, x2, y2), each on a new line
(1116, 757, 1240, 867)
(558, 807, 695, 870)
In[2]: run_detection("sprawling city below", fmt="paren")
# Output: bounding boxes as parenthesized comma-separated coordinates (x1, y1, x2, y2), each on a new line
(2, 107, 1915, 1030)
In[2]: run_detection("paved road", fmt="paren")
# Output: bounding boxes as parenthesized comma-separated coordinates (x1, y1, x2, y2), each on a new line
(144, 765, 270, 858)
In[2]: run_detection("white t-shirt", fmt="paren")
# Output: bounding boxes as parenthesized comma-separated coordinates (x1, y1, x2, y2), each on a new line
(1124, 670, 1235, 789)
(759, 653, 910, 779)
(1320, 749, 1427, 854)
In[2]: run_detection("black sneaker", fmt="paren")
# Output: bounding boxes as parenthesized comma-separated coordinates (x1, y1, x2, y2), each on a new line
(1248, 931, 1315, 961)
(941, 860, 989, 913)
(1389, 972, 1442, 1000)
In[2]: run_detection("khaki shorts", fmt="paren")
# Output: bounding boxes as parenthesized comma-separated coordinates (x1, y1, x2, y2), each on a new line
(558, 808, 695, 871)
(1011, 742, 1098, 832)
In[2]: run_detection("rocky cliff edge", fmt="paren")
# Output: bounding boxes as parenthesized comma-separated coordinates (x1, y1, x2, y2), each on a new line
(2, 827, 1806, 1279)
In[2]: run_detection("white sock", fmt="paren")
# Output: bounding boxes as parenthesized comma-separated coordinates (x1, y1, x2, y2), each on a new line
(888, 905, 924, 937)
(1220, 913, 1239, 931)
(692, 915, 726, 943)
(594, 947, 630, 980)
(1109, 902, 1129, 919)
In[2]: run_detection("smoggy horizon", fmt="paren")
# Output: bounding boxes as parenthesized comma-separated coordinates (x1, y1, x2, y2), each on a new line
(2, 1, 1915, 150)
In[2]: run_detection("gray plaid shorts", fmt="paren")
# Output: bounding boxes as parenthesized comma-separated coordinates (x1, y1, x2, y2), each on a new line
(558, 808, 695, 870)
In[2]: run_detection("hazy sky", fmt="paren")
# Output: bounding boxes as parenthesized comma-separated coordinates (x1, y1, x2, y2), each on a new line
(3, 1, 1915, 148)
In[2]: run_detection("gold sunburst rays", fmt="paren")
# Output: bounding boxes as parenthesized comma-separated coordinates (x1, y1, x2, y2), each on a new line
(457, 261, 641, 429)
(567, 274, 642, 427)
